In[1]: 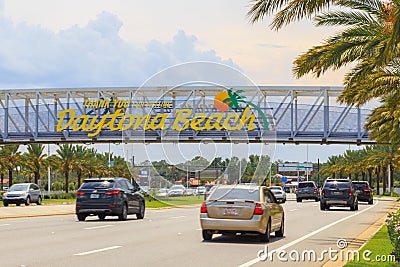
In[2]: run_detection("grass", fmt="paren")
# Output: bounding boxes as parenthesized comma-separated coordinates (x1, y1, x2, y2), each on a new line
(345, 225, 397, 267)
(146, 195, 203, 208)
(0, 196, 203, 208)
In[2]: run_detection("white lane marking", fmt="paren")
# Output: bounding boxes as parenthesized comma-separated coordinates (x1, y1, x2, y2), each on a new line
(238, 200, 379, 267)
(84, 225, 114, 230)
(155, 210, 166, 213)
(170, 216, 186, 219)
(196, 228, 202, 231)
(313, 204, 318, 207)
(74, 246, 122, 256)
(0, 224, 10, 227)
(289, 209, 298, 212)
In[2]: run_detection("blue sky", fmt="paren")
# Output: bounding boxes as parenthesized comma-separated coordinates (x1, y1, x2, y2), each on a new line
(2, 0, 359, 163)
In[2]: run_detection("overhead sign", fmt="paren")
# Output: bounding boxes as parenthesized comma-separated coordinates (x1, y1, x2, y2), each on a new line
(278, 163, 313, 172)
(55, 89, 270, 137)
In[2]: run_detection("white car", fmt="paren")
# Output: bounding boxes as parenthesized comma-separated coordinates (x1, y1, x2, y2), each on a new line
(157, 188, 169, 198)
(168, 185, 186, 197)
(268, 186, 286, 203)
(196, 186, 206, 195)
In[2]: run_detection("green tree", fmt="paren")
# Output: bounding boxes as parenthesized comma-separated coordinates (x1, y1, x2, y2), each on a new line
(24, 144, 46, 185)
(2, 144, 21, 186)
(55, 144, 75, 193)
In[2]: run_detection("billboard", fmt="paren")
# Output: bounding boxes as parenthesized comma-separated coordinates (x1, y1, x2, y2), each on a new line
(278, 163, 313, 172)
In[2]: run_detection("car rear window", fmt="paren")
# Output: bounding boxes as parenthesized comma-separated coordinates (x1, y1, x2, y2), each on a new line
(209, 187, 260, 201)
(353, 182, 368, 189)
(80, 181, 114, 189)
(324, 182, 350, 189)
(298, 182, 314, 188)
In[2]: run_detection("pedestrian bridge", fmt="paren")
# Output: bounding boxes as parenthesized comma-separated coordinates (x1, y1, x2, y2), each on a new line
(0, 86, 373, 145)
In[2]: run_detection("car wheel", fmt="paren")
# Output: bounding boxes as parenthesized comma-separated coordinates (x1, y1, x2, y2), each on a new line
(355, 202, 359, 211)
(3, 201, 8, 207)
(77, 214, 87, 221)
(320, 202, 326, 210)
(368, 199, 373, 205)
(25, 197, 30, 206)
(259, 219, 271, 242)
(326, 205, 330, 210)
(275, 216, 284, 237)
(282, 199, 286, 203)
(296, 198, 302, 203)
(136, 201, 145, 220)
(98, 214, 106, 220)
(315, 197, 319, 202)
(37, 196, 42, 205)
(118, 203, 128, 221)
(202, 230, 213, 241)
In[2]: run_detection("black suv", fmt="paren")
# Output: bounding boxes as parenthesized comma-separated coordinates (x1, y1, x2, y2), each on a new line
(352, 181, 373, 204)
(296, 181, 320, 202)
(76, 178, 145, 221)
(320, 179, 358, 211)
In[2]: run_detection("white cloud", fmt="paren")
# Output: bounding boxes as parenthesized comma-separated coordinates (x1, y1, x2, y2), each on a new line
(0, 11, 239, 88)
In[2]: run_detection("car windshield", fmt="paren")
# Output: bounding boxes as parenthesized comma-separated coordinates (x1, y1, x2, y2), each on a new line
(298, 182, 314, 188)
(159, 189, 168, 193)
(9, 184, 29, 191)
(80, 181, 114, 189)
(209, 187, 260, 201)
(353, 183, 368, 189)
(324, 182, 350, 189)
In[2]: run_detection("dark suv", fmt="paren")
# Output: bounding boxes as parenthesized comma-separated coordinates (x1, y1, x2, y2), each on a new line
(320, 179, 358, 211)
(296, 181, 319, 202)
(76, 178, 145, 221)
(352, 181, 373, 204)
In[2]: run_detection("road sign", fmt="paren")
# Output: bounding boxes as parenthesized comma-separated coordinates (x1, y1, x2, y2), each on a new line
(282, 176, 287, 183)
(278, 163, 313, 172)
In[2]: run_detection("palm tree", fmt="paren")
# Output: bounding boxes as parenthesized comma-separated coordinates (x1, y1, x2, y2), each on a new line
(24, 144, 46, 185)
(73, 145, 88, 188)
(2, 144, 21, 186)
(55, 144, 75, 193)
(222, 88, 269, 130)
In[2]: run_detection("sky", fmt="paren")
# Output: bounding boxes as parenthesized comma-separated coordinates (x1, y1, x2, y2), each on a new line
(2, 0, 361, 163)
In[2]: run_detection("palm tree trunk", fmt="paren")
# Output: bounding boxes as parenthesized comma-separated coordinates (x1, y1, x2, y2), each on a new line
(77, 170, 82, 188)
(34, 172, 39, 185)
(65, 171, 69, 193)
(8, 168, 12, 187)
(376, 166, 380, 196)
(0, 173, 4, 190)
(390, 163, 394, 195)
(361, 172, 365, 181)
(382, 166, 387, 194)
(368, 169, 372, 188)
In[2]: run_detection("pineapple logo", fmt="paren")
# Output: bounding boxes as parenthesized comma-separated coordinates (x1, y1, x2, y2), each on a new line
(214, 88, 269, 130)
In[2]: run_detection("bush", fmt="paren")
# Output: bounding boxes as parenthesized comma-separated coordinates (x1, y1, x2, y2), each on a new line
(43, 193, 76, 199)
(386, 210, 400, 259)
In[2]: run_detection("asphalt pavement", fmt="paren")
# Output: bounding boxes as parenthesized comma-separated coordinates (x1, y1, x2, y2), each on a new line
(0, 195, 396, 267)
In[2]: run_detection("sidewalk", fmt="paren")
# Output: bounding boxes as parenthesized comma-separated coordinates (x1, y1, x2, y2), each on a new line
(0, 204, 75, 219)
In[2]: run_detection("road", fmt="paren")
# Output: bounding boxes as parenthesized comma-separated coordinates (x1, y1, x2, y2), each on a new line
(0, 197, 395, 267)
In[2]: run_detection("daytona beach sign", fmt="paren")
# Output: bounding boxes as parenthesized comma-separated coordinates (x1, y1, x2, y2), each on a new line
(55, 89, 270, 137)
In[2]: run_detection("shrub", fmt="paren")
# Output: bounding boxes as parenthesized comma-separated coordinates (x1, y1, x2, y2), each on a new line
(386, 210, 400, 259)
(43, 193, 76, 199)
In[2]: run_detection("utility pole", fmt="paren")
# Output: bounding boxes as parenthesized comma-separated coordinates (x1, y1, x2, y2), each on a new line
(317, 158, 320, 188)
(47, 144, 51, 194)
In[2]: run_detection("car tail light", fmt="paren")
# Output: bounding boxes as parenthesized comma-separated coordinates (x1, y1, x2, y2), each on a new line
(76, 191, 85, 196)
(254, 203, 263, 215)
(105, 190, 121, 195)
(200, 201, 207, 213)
(314, 188, 317, 193)
(295, 188, 298, 193)
(321, 189, 325, 196)
(349, 189, 353, 196)
(363, 188, 370, 192)
(109, 204, 116, 208)
(76, 205, 80, 208)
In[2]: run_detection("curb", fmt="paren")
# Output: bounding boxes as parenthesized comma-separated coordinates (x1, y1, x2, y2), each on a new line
(322, 200, 400, 267)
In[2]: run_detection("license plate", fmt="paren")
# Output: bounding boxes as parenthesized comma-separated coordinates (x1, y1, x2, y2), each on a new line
(223, 208, 237, 216)
(90, 194, 99, 199)
(333, 191, 342, 195)
(356, 190, 361, 193)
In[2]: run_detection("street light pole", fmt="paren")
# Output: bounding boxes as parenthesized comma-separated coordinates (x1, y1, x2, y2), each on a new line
(47, 144, 51, 194)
